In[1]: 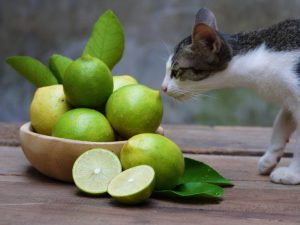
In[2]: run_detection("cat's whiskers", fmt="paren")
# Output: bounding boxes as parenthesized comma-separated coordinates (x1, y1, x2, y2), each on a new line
(170, 89, 209, 102)
(174, 88, 220, 101)
(160, 39, 172, 55)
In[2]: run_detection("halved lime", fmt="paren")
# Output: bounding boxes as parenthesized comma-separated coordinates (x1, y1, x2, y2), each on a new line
(72, 148, 121, 195)
(108, 165, 155, 204)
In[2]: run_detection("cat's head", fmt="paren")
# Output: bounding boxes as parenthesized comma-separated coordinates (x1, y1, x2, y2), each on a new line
(162, 8, 232, 100)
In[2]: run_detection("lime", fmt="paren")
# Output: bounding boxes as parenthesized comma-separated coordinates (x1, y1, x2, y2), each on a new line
(105, 84, 163, 139)
(108, 165, 155, 204)
(52, 108, 115, 142)
(30, 85, 71, 135)
(72, 148, 122, 195)
(63, 54, 113, 108)
(113, 75, 137, 92)
(120, 133, 185, 190)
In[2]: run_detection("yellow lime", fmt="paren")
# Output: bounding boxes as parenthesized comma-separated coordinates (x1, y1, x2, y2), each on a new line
(52, 108, 115, 142)
(63, 54, 113, 108)
(72, 148, 122, 195)
(120, 133, 185, 190)
(30, 84, 71, 135)
(113, 75, 137, 92)
(108, 165, 155, 204)
(105, 84, 163, 139)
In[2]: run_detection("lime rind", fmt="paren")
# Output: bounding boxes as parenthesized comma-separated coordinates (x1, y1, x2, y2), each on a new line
(72, 148, 122, 195)
(108, 165, 155, 204)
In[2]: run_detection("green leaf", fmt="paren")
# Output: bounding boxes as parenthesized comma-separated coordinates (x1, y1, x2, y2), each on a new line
(155, 182, 224, 199)
(178, 158, 233, 187)
(83, 10, 124, 69)
(49, 54, 73, 84)
(6, 56, 58, 87)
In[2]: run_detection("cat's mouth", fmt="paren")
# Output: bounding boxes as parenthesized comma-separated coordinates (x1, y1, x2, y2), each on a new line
(165, 91, 192, 101)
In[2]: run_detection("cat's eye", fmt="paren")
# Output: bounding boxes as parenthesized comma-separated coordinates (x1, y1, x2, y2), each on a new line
(170, 69, 180, 79)
(171, 67, 211, 81)
(171, 68, 189, 79)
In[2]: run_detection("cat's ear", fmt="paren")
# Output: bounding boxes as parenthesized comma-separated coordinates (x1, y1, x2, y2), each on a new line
(195, 8, 218, 31)
(192, 23, 220, 53)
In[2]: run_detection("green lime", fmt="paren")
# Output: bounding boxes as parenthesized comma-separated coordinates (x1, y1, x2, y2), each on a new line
(52, 108, 115, 142)
(63, 54, 113, 108)
(72, 148, 122, 195)
(108, 165, 155, 204)
(120, 133, 185, 190)
(105, 84, 163, 139)
(113, 75, 137, 92)
(30, 85, 71, 135)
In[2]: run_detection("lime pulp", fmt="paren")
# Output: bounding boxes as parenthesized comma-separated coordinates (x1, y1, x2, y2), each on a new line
(108, 165, 155, 204)
(72, 148, 121, 195)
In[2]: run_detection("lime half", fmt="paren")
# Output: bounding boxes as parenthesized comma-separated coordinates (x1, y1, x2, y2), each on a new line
(108, 165, 155, 204)
(72, 148, 121, 195)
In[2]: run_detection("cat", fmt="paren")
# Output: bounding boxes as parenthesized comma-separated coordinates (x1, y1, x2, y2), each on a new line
(161, 8, 300, 185)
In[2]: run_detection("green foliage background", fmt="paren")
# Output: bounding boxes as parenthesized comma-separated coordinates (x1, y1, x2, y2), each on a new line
(193, 88, 278, 126)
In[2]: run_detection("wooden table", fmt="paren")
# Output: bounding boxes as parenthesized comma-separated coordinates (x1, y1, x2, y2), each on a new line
(1, 123, 300, 225)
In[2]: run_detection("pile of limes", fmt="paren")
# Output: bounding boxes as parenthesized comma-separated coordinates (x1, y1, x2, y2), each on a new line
(30, 54, 163, 141)
(8, 9, 186, 204)
(28, 54, 184, 204)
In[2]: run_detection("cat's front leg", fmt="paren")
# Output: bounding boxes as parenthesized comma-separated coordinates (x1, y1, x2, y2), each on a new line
(271, 140, 300, 184)
(258, 109, 295, 175)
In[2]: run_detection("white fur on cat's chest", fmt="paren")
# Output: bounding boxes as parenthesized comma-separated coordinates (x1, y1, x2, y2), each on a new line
(219, 44, 300, 107)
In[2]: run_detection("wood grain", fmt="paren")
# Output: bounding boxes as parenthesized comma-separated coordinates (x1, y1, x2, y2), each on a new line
(0, 123, 296, 156)
(0, 123, 21, 146)
(164, 125, 295, 156)
(1, 146, 300, 225)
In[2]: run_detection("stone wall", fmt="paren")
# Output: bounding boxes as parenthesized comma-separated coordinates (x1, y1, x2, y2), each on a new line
(2, 0, 300, 125)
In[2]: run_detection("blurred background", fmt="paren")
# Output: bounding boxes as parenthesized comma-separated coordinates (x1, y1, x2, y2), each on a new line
(1, 0, 299, 125)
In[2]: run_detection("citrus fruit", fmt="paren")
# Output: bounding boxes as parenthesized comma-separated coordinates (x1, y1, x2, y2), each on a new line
(105, 84, 163, 139)
(120, 133, 185, 190)
(113, 75, 137, 92)
(52, 108, 115, 142)
(30, 85, 71, 135)
(108, 165, 155, 204)
(72, 148, 122, 195)
(63, 54, 113, 108)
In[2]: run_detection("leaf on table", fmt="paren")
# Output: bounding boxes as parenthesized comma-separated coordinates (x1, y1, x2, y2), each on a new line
(178, 158, 233, 187)
(49, 54, 73, 84)
(83, 10, 125, 69)
(155, 182, 224, 199)
(6, 56, 58, 87)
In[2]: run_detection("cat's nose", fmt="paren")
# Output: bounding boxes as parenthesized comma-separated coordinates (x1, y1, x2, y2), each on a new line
(161, 85, 168, 92)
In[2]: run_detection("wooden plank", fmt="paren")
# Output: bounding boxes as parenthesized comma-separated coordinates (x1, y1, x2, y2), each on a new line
(0, 122, 21, 146)
(0, 123, 296, 156)
(1, 147, 300, 225)
(0, 146, 291, 183)
(163, 125, 295, 156)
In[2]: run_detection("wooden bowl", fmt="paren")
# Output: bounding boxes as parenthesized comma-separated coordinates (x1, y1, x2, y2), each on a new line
(20, 122, 164, 183)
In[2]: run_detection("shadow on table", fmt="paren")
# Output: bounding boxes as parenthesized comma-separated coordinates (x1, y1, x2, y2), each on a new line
(152, 194, 222, 205)
(24, 165, 72, 185)
(107, 194, 222, 208)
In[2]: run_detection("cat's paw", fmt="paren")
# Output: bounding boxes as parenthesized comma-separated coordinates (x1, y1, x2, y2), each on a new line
(270, 167, 300, 184)
(258, 152, 280, 175)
